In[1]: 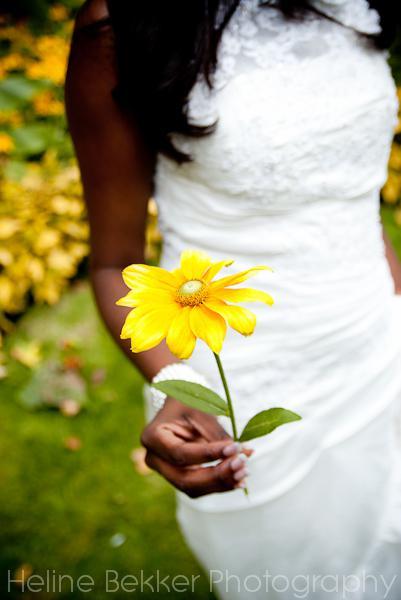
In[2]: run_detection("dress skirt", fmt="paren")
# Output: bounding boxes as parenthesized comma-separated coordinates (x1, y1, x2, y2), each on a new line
(143, 295, 401, 600)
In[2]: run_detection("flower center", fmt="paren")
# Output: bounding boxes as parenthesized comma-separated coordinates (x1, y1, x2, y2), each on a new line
(176, 279, 207, 307)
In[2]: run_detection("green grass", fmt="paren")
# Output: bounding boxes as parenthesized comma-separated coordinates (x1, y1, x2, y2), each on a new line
(0, 283, 214, 599)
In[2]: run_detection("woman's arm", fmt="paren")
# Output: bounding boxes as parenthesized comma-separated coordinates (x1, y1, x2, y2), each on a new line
(65, 0, 250, 496)
(65, 0, 161, 379)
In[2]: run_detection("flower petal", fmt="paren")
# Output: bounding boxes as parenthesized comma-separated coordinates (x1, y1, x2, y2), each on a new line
(205, 298, 256, 336)
(209, 266, 272, 291)
(122, 264, 179, 291)
(120, 307, 147, 339)
(121, 304, 180, 353)
(170, 268, 187, 286)
(203, 259, 234, 283)
(179, 249, 212, 280)
(166, 307, 197, 359)
(214, 287, 274, 306)
(116, 288, 176, 308)
(189, 305, 227, 354)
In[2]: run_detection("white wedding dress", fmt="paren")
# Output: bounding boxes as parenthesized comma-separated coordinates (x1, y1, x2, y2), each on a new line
(144, 0, 401, 597)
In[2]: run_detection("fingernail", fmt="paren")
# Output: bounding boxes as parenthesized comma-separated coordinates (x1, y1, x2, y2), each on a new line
(222, 442, 241, 457)
(230, 455, 246, 470)
(236, 480, 247, 489)
(233, 467, 249, 481)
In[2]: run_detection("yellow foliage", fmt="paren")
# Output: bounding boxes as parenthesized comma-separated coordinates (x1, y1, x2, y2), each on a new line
(0, 134, 15, 154)
(49, 4, 69, 22)
(389, 143, 401, 171)
(0, 111, 23, 127)
(0, 25, 35, 48)
(33, 90, 64, 116)
(0, 53, 25, 77)
(0, 152, 89, 316)
(26, 36, 69, 85)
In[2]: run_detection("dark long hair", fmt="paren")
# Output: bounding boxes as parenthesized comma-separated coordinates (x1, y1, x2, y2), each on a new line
(102, 0, 400, 163)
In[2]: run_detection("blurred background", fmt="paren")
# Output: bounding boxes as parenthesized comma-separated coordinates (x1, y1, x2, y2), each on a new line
(0, 1, 401, 598)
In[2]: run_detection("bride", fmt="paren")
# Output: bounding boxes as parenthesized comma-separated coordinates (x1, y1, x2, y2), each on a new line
(66, 1, 401, 597)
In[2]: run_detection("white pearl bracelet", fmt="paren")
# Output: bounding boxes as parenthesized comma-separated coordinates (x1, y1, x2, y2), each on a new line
(149, 362, 211, 412)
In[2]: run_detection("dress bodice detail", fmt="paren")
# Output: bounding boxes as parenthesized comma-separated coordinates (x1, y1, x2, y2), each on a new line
(211, 0, 382, 94)
(155, 0, 397, 209)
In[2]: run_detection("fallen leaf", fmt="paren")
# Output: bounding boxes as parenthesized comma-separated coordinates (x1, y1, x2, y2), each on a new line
(109, 533, 126, 548)
(60, 339, 77, 351)
(60, 399, 81, 417)
(64, 436, 82, 451)
(130, 447, 151, 475)
(91, 368, 106, 385)
(63, 355, 83, 371)
(11, 341, 42, 368)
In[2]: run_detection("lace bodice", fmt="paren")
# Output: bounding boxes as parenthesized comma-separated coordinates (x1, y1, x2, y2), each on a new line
(153, 0, 400, 436)
(211, 0, 381, 90)
(155, 0, 397, 206)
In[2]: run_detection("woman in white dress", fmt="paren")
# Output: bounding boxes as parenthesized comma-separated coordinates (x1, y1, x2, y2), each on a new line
(66, 1, 401, 597)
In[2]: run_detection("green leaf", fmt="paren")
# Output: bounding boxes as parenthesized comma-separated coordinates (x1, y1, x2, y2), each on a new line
(10, 123, 61, 156)
(0, 75, 49, 111)
(152, 380, 228, 416)
(239, 408, 302, 442)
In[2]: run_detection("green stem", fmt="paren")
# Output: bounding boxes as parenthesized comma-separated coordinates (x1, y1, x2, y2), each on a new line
(213, 353, 249, 497)
(213, 352, 238, 440)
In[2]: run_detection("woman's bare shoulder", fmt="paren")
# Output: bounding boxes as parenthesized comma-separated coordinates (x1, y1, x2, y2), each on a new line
(73, 0, 111, 35)
(66, 0, 117, 127)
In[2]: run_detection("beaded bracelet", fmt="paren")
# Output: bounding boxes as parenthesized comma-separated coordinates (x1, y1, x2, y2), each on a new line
(149, 362, 211, 412)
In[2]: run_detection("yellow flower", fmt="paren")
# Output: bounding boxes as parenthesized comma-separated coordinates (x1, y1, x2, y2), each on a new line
(117, 249, 274, 359)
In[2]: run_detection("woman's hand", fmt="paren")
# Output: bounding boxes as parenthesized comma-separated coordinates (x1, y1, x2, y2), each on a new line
(141, 398, 252, 498)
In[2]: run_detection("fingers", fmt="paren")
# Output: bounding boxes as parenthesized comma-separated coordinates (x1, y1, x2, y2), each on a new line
(165, 421, 197, 442)
(142, 421, 235, 466)
(144, 451, 250, 497)
(184, 412, 254, 457)
(222, 442, 253, 458)
(183, 411, 230, 442)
